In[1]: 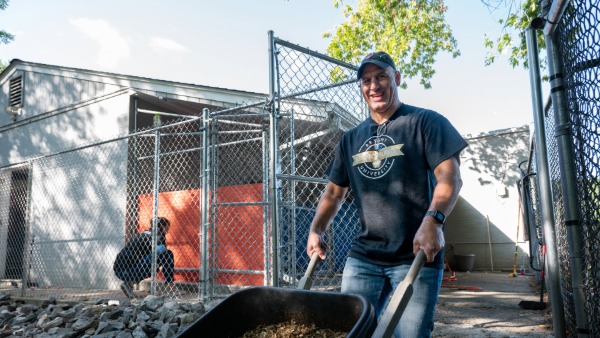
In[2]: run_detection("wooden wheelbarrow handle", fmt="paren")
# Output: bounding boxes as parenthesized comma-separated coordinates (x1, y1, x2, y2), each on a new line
(371, 250, 427, 338)
(298, 252, 320, 290)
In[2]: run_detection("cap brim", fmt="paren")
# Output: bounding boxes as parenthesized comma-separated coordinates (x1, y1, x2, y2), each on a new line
(357, 60, 393, 80)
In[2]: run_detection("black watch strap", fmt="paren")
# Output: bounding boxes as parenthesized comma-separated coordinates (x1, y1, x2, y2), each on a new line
(425, 210, 446, 225)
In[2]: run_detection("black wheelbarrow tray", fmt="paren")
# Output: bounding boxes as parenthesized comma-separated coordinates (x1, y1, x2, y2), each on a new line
(176, 286, 376, 337)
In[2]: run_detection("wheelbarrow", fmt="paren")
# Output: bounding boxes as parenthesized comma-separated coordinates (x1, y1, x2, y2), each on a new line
(176, 253, 375, 337)
(177, 251, 425, 338)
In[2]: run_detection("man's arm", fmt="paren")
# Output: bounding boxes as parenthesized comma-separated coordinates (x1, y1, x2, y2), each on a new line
(413, 155, 463, 262)
(307, 182, 349, 260)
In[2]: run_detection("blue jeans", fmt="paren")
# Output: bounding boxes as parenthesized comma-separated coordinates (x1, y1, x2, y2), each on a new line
(341, 257, 442, 338)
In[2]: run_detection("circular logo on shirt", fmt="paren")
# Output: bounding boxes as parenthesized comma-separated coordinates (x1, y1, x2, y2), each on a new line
(355, 135, 395, 179)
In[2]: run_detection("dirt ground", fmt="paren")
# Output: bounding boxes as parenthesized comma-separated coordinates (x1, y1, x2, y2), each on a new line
(433, 270, 553, 337)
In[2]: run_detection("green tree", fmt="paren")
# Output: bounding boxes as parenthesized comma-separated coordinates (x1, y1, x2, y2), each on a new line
(325, 0, 544, 88)
(482, 0, 544, 69)
(325, 0, 460, 89)
(0, 0, 15, 72)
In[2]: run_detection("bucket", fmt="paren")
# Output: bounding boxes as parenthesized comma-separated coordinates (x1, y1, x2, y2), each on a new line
(176, 286, 376, 337)
(454, 254, 476, 272)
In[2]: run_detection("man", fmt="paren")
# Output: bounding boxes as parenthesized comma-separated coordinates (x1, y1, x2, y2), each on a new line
(306, 51, 467, 337)
(113, 217, 175, 298)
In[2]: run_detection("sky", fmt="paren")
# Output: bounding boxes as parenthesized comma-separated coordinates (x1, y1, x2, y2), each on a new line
(0, 0, 537, 135)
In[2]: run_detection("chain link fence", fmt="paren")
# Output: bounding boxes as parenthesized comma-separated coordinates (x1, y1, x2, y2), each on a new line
(557, 1, 600, 335)
(522, 1, 600, 336)
(269, 38, 366, 291)
(0, 116, 211, 301)
(0, 34, 367, 303)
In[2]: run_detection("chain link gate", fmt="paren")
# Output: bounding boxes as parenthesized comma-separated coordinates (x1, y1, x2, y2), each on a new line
(204, 103, 271, 299)
(268, 33, 367, 291)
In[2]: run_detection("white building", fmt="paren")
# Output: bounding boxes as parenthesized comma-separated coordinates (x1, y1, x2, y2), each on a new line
(0, 59, 264, 289)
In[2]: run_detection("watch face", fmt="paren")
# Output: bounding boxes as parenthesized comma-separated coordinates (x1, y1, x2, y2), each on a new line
(427, 210, 445, 224)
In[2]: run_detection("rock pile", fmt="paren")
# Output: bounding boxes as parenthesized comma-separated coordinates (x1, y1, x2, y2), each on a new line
(0, 293, 205, 337)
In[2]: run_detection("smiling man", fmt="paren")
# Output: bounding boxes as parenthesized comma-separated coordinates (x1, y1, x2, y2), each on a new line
(306, 51, 468, 337)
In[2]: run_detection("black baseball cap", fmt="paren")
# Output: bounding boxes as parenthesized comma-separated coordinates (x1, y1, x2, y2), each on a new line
(357, 51, 396, 80)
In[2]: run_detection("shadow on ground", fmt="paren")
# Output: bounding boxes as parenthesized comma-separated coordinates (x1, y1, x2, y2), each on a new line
(434, 270, 553, 337)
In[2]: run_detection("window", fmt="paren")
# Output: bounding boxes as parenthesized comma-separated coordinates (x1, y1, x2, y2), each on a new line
(9, 75, 23, 107)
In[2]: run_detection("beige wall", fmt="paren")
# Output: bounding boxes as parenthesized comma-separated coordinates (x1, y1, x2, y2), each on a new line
(445, 125, 531, 271)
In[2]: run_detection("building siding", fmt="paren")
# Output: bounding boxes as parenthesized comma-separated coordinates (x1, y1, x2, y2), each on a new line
(445, 126, 531, 271)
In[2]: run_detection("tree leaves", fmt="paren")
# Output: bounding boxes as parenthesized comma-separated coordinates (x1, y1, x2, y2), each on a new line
(325, 0, 460, 89)
(326, 0, 546, 88)
(482, 0, 545, 70)
(0, 0, 14, 72)
(0, 29, 14, 45)
(0, 0, 13, 44)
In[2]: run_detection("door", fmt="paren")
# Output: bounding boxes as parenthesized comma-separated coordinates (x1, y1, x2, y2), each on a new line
(1, 169, 30, 279)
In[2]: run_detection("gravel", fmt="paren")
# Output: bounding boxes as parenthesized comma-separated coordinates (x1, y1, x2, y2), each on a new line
(0, 270, 554, 337)
(0, 293, 204, 337)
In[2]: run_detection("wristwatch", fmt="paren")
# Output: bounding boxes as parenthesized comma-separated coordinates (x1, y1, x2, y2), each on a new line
(425, 210, 446, 226)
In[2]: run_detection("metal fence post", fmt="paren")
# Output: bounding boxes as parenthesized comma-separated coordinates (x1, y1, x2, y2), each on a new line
(526, 18, 566, 337)
(545, 29, 590, 337)
(150, 114, 161, 295)
(262, 130, 270, 286)
(268, 30, 281, 286)
(200, 108, 210, 301)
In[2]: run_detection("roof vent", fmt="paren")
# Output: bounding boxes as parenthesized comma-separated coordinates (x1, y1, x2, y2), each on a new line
(9, 75, 23, 107)
(6, 75, 23, 121)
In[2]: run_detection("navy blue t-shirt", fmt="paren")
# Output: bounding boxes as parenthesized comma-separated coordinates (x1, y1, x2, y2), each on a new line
(328, 104, 468, 268)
